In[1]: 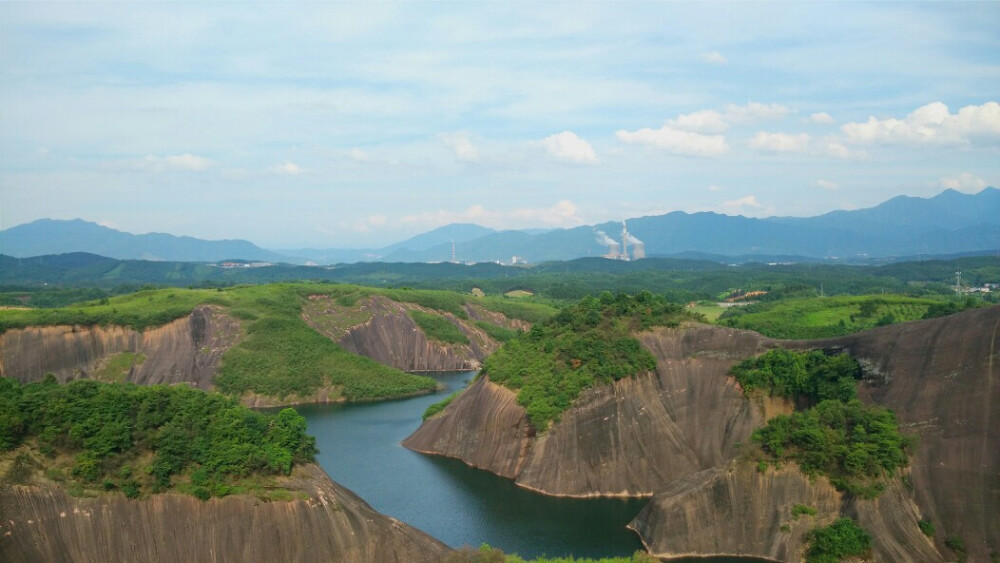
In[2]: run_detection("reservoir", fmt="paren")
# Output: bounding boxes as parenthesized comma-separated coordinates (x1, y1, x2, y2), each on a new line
(297, 370, 648, 559)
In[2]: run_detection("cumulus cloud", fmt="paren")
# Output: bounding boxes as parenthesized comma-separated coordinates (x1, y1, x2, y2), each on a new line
(938, 173, 988, 193)
(810, 112, 835, 124)
(667, 102, 790, 134)
(750, 131, 859, 158)
(616, 125, 728, 157)
(535, 131, 598, 164)
(841, 101, 1000, 146)
(669, 110, 728, 134)
(439, 131, 479, 162)
(352, 214, 389, 233)
(814, 179, 839, 190)
(271, 161, 303, 175)
(700, 51, 727, 65)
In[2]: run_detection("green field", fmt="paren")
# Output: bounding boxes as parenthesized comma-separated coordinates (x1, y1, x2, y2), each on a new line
(716, 294, 976, 339)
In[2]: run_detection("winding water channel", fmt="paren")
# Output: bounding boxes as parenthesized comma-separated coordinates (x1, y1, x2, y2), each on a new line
(297, 370, 648, 559)
(298, 370, 772, 562)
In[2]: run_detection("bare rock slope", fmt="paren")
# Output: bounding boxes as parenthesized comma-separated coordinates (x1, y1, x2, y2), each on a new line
(0, 464, 448, 563)
(0, 306, 240, 388)
(406, 306, 1000, 561)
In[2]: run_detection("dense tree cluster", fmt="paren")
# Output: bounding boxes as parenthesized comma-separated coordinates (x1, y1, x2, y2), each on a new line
(0, 377, 316, 499)
(484, 291, 695, 430)
(731, 349, 912, 497)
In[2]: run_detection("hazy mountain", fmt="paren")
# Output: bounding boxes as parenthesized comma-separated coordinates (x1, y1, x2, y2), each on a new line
(4, 188, 997, 265)
(0, 219, 290, 263)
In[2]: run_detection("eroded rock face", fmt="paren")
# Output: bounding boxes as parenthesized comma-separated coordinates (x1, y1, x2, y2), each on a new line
(406, 307, 1000, 561)
(405, 324, 774, 496)
(0, 306, 241, 389)
(333, 296, 523, 372)
(0, 464, 449, 563)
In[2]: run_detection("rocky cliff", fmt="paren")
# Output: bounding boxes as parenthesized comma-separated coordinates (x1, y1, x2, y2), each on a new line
(0, 464, 449, 563)
(307, 295, 527, 372)
(406, 306, 1000, 561)
(404, 324, 776, 495)
(0, 306, 241, 389)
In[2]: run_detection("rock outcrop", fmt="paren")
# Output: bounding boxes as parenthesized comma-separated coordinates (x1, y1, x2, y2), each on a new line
(406, 306, 1000, 561)
(405, 324, 775, 496)
(0, 306, 241, 389)
(309, 295, 526, 372)
(0, 464, 449, 563)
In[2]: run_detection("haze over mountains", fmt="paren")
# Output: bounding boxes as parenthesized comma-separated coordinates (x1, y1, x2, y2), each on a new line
(2, 188, 998, 265)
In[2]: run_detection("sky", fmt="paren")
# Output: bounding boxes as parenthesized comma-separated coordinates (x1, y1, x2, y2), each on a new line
(1, 2, 999, 249)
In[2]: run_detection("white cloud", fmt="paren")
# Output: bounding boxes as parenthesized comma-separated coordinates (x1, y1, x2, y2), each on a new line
(720, 195, 773, 217)
(700, 51, 727, 65)
(535, 131, 598, 164)
(750, 132, 811, 153)
(439, 131, 480, 162)
(938, 173, 987, 193)
(352, 214, 389, 233)
(707, 184, 723, 192)
(750, 131, 860, 158)
(271, 161, 303, 175)
(810, 112, 835, 124)
(670, 110, 728, 133)
(616, 125, 728, 157)
(841, 101, 1000, 146)
(814, 179, 839, 190)
(401, 200, 584, 230)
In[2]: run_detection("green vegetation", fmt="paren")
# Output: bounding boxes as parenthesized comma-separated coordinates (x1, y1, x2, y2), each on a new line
(0, 377, 315, 500)
(792, 503, 818, 519)
(93, 351, 145, 383)
(474, 321, 520, 343)
(423, 391, 460, 420)
(733, 350, 912, 497)
(730, 349, 861, 405)
(805, 518, 872, 563)
(443, 544, 658, 563)
(754, 399, 911, 498)
(918, 519, 935, 537)
(946, 536, 967, 563)
(718, 295, 947, 339)
(484, 291, 696, 430)
(410, 310, 470, 345)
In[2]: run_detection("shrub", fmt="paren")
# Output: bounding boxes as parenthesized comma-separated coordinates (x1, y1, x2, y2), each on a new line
(806, 518, 872, 563)
(423, 392, 459, 420)
(918, 519, 935, 537)
(410, 310, 470, 345)
(792, 504, 818, 519)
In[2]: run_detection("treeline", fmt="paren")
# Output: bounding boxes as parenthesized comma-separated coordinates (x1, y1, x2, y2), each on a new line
(0, 377, 316, 500)
(483, 292, 699, 430)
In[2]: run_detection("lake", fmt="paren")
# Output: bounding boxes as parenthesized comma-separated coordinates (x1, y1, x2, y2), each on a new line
(297, 370, 774, 562)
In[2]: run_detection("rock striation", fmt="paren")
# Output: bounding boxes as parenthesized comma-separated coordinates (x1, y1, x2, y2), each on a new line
(322, 296, 526, 372)
(0, 464, 449, 563)
(406, 306, 1000, 561)
(0, 306, 241, 389)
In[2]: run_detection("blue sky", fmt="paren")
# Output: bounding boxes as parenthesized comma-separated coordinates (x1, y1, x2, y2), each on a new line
(1, 2, 998, 248)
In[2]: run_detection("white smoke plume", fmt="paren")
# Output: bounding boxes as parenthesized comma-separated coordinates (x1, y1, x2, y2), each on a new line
(626, 233, 643, 245)
(595, 230, 618, 246)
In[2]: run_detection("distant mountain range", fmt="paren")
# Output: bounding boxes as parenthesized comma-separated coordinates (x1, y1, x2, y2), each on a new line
(2, 188, 998, 264)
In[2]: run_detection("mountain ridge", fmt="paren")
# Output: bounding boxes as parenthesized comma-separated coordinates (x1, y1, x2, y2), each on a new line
(2, 187, 997, 263)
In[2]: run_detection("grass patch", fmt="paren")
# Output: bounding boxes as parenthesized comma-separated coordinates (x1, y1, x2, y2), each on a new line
(474, 321, 520, 343)
(93, 351, 145, 383)
(423, 391, 460, 420)
(409, 310, 470, 345)
(718, 294, 946, 339)
(792, 503, 818, 519)
(918, 519, 935, 537)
